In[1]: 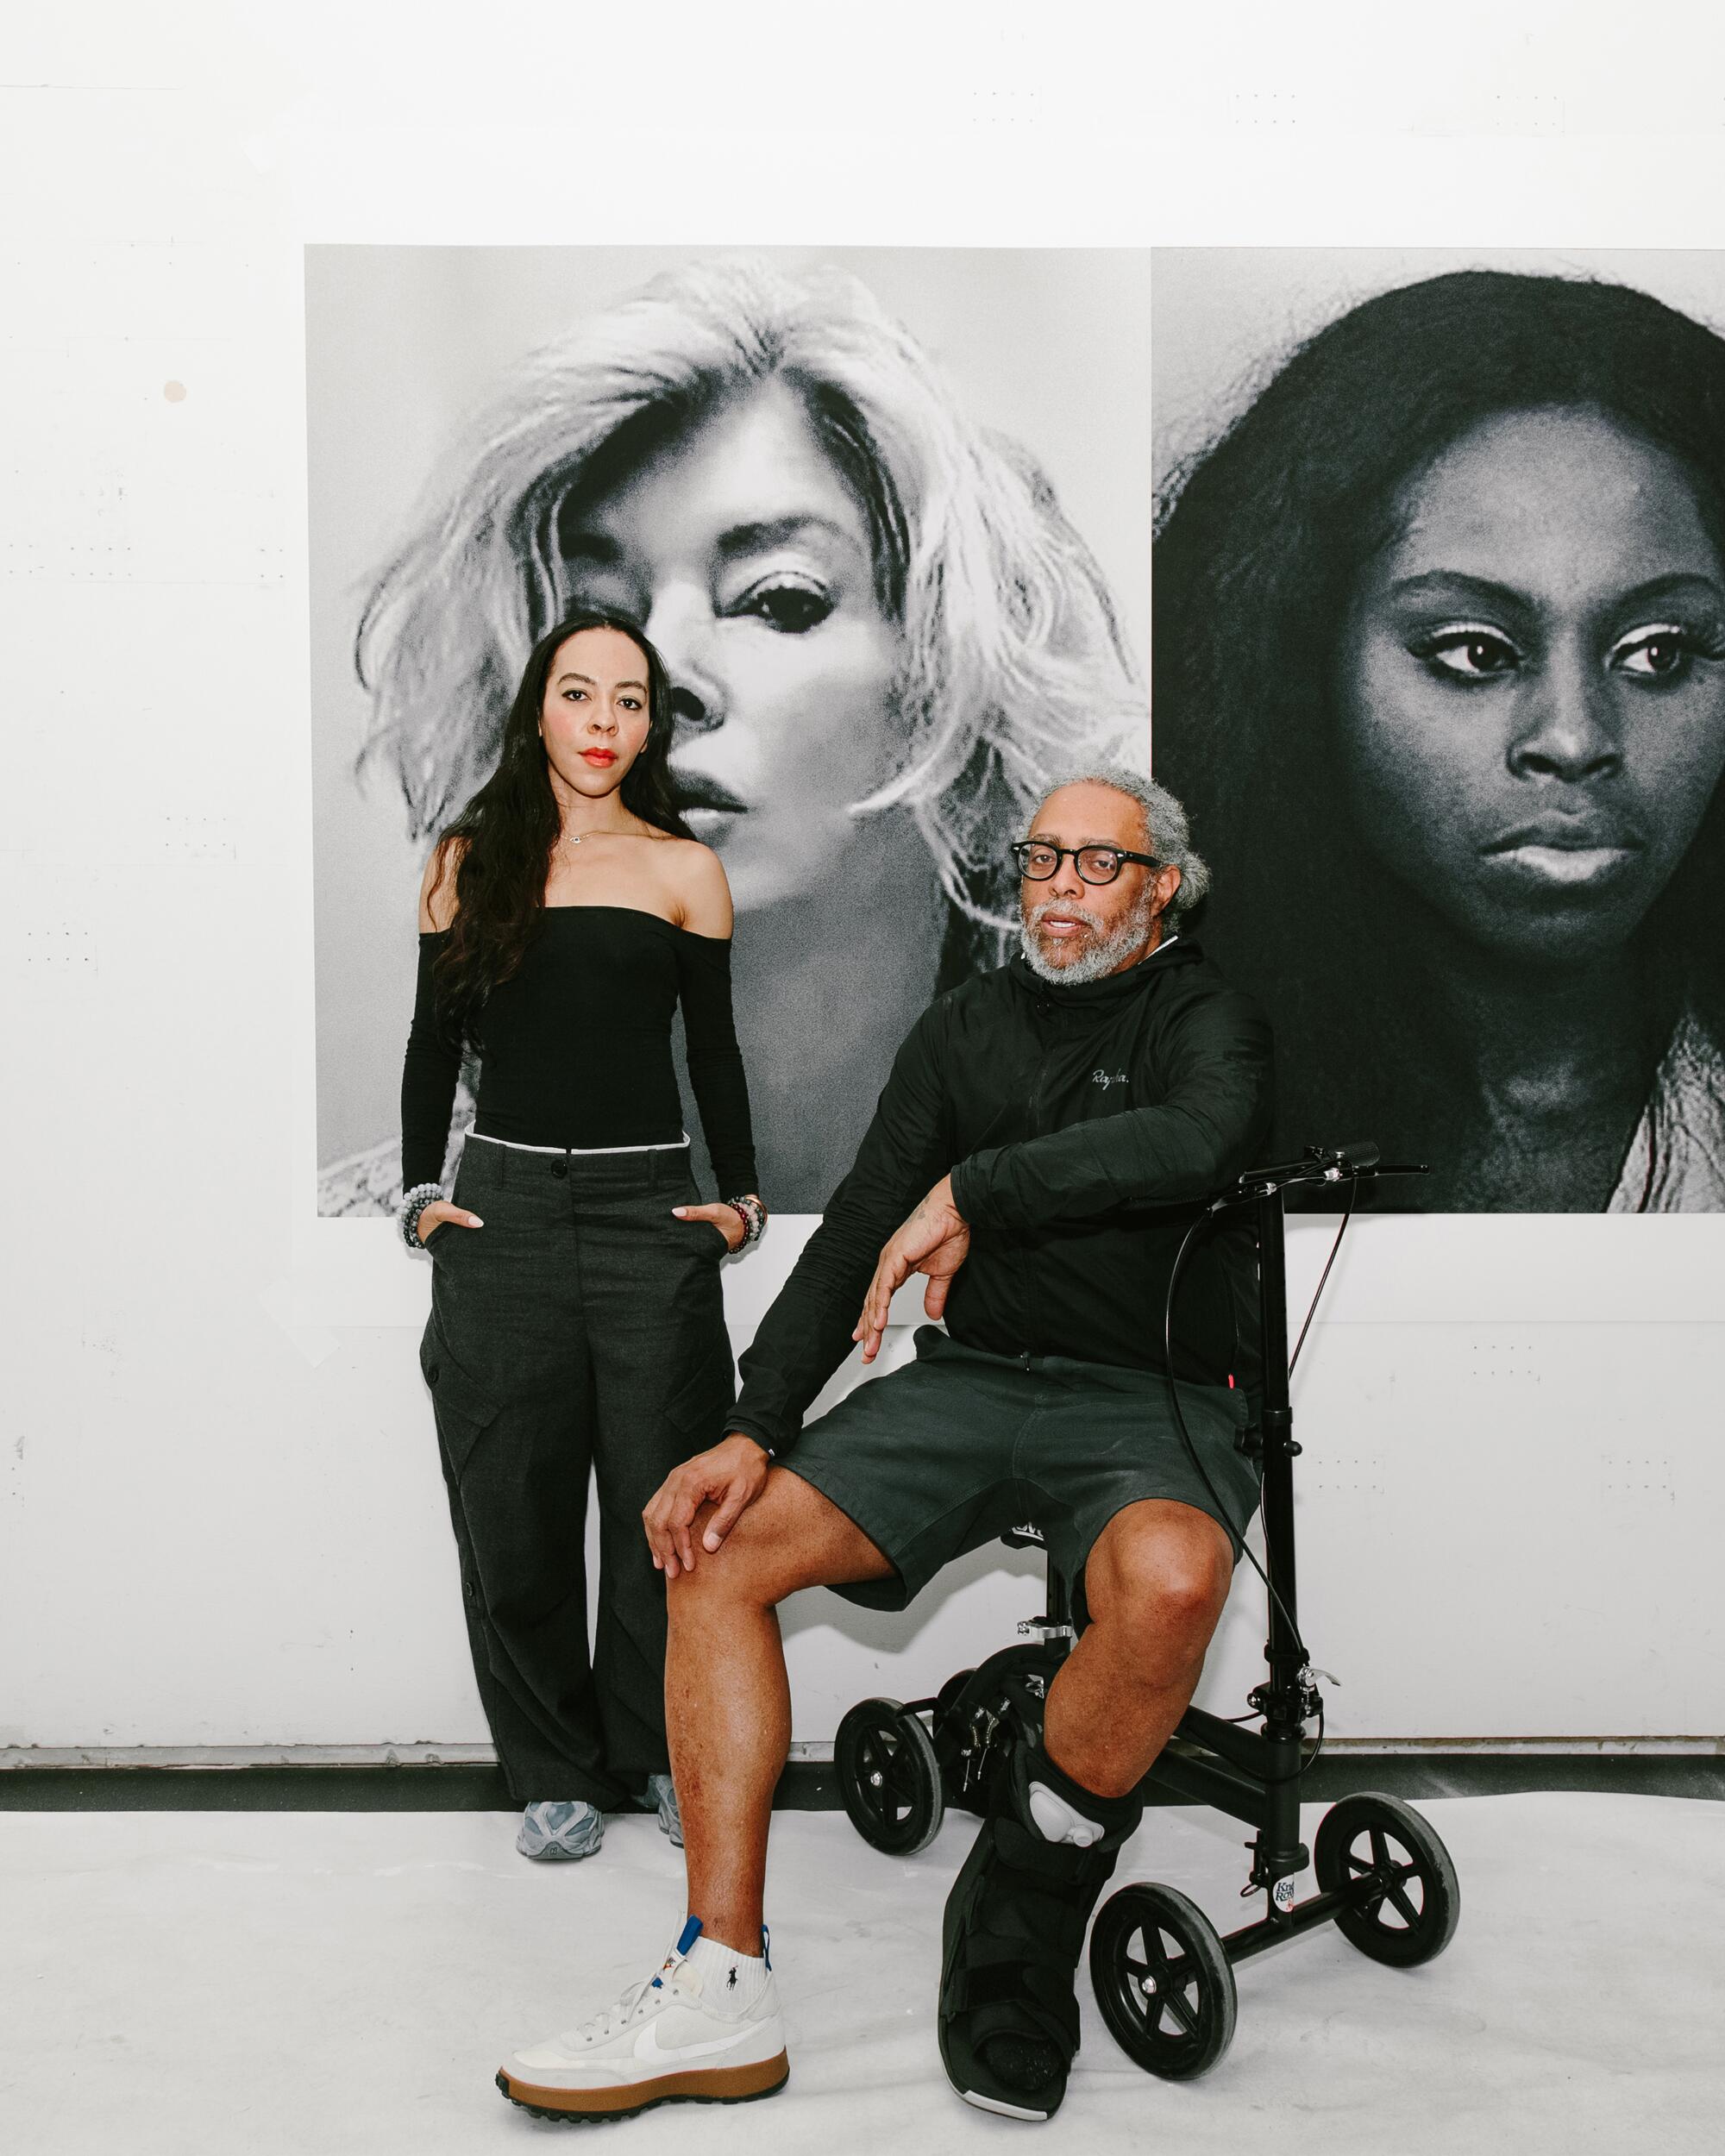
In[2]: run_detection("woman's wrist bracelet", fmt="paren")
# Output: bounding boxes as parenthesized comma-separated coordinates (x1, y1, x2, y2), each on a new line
(722, 1194, 767, 1248)
(399, 1183, 444, 1251)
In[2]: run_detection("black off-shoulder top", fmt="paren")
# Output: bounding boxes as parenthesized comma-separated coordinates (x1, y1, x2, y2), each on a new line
(399, 906, 758, 1196)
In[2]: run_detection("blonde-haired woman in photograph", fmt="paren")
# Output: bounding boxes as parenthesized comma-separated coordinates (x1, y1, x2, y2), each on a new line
(324, 255, 1145, 1214)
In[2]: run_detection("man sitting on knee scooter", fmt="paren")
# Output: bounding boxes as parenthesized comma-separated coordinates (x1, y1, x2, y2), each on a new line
(497, 769, 1273, 2124)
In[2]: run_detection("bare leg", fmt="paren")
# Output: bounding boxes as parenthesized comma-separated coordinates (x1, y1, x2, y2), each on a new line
(666, 1468, 892, 1953)
(1042, 1499, 1234, 1799)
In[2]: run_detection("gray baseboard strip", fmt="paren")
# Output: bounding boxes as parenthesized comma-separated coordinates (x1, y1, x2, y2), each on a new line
(0, 1743, 1719, 1809)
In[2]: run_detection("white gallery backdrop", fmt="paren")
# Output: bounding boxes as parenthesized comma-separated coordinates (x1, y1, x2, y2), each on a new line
(2, 3, 1722, 1758)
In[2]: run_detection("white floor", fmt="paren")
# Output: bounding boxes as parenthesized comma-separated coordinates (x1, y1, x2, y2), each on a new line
(3, 1794, 1717, 2155)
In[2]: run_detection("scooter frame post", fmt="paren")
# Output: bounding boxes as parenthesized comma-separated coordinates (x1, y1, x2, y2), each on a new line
(1254, 1183, 1304, 1723)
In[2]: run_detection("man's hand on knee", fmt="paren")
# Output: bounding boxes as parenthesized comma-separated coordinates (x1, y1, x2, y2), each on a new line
(643, 1434, 770, 1578)
(854, 1174, 971, 1363)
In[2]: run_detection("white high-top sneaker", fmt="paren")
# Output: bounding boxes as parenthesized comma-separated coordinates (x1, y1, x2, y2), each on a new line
(497, 1919, 788, 2121)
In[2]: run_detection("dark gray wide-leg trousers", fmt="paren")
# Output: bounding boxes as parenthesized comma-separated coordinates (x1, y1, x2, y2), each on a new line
(418, 1138, 735, 1808)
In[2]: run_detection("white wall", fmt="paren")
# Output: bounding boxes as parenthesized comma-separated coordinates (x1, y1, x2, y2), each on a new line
(3, 2, 1723, 1755)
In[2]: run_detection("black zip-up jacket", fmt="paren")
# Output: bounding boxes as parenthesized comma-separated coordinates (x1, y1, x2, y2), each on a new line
(728, 938, 1274, 1458)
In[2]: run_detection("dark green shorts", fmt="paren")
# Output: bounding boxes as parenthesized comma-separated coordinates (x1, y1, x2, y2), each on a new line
(783, 1326, 1261, 1614)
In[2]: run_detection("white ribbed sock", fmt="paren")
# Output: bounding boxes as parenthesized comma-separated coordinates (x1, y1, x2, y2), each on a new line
(681, 1927, 770, 2014)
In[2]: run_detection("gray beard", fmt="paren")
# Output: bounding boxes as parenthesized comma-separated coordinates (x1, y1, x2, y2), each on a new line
(1018, 889, 1157, 986)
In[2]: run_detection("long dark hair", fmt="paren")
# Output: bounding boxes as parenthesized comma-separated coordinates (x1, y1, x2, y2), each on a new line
(428, 610, 692, 1041)
(1152, 268, 1725, 1195)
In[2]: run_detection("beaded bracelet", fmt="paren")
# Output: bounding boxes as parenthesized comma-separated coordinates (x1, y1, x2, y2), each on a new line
(722, 1194, 768, 1248)
(399, 1182, 445, 1252)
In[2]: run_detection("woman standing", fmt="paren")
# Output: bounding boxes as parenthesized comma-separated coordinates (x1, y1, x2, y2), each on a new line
(400, 609, 765, 1859)
(1152, 267, 1725, 1210)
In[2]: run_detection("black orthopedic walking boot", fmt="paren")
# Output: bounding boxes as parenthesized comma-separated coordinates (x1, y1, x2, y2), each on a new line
(938, 1739, 1144, 2119)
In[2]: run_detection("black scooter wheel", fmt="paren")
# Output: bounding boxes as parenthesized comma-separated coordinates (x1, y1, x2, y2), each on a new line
(932, 1666, 976, 1729)
(835, 1697, 944, 1856)
(1314, 1793, 1460, 1967)
(930, 1668, 977, 1808)
(1088, 1882, 1238, 2079)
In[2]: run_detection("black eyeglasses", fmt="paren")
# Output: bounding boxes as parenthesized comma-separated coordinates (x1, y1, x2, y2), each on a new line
(1010, 841, 1158, 887)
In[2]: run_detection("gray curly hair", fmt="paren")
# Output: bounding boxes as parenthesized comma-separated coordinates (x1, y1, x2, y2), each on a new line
(1033, 767, 1211, 923)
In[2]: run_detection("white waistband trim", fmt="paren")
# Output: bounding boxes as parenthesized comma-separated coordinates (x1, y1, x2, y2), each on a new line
(467, 1130, 691, 1158)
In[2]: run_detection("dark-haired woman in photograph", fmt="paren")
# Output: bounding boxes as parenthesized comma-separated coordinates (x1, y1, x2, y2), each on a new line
(1154, 267, 1725, 1209)
(399, 609, 765, 1859)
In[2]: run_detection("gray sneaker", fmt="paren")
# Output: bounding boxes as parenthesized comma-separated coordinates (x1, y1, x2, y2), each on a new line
(641, 1773, 683, 1846)
(517, 1800, 605, 1862)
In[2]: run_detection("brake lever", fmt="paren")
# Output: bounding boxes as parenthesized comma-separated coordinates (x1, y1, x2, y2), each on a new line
(1208, 1159, 1429, 1213)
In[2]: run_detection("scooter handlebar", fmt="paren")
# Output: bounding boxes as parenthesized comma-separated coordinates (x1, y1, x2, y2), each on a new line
(1216, 1140, 1426, 1206)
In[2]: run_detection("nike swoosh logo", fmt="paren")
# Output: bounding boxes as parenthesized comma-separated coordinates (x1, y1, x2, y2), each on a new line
(632, 2020, 762, 2067)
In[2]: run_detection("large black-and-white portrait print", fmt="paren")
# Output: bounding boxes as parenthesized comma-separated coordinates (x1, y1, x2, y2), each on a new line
(1151, 248, 1725, 1211)
(310, 248, 1151, 1216)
